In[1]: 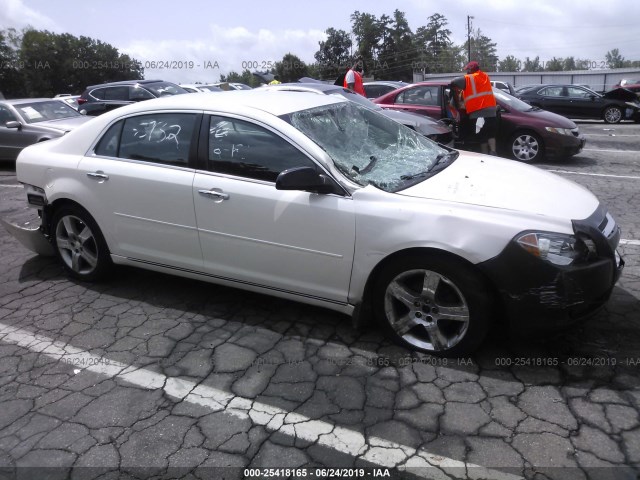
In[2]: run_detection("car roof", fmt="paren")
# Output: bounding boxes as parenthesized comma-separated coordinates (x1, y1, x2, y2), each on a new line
(97, 89, 347, 118)
(85, 79, 168, 89)
(2, 98, 60, 105)
(266, 83, 344, 94)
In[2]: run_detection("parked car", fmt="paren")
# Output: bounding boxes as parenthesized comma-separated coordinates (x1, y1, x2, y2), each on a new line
(77, 79, 187, 116)
(209, 82, 252, 91)
(612, 79, 640, 93)
(374, 82, 585, 162)
(0, 98, 92, 161)
(516, 84, 640, 123)
(53, 95, 80, 110)
(363, 81, 410, 99)
(11, 91, 623, 356)
(490, 81, 517, 96)
(179, 84, 223, 93)
(265, 83, 453, 146)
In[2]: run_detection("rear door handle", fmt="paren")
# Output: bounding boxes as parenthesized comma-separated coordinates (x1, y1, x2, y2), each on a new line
(86, 171, 109, 181)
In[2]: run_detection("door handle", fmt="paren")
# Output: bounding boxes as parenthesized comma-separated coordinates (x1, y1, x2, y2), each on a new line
(198, 189, 230, 201)
(86, 171, 109, 181)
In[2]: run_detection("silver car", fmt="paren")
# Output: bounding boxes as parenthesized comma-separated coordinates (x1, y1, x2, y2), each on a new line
(0, 99, 91, 161)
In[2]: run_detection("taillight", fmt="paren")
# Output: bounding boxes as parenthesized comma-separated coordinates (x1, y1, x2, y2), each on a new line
(77, 98, 87, 105)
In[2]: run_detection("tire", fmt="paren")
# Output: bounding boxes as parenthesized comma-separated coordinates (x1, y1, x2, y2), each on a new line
(51, 205, 112, 281)
(372, 254, 492, 357)
(603, 106, 623, 124)
(510, 131, 543, 163)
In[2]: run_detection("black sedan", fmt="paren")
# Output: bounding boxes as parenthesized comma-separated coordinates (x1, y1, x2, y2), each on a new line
(517, 84, 640, 123)
(0, 99, 92, 161)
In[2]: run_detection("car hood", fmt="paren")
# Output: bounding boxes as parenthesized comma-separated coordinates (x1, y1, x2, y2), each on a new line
(603, 87, 638, 102)
(382, 109, 450, 135)
(514, 106, 578, 128)
(398, 152, 598, 220)
(33, 116, 93, 132)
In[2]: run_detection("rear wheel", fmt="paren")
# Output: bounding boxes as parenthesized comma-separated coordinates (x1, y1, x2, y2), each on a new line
(373, 254, 492, 357)
(51, 205, 112, 281)
(603, 106, 623, 124)
(510, 131, 543, 163)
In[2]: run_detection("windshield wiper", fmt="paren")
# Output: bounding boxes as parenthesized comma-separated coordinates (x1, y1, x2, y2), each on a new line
(400, 151, 458, 180)
(352, 155, 378, 175)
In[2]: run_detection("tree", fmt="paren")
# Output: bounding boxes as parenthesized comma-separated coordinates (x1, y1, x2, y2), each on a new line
(522, 56, 543, 72)
(605, 49, 625, 69)
(376, 10, 414, 80)
(498, 55, 521, 72)
(0, 30, 24, 97)
(545, 57, 564, 71)
(464, 29, 498, 72)
(275, 53, 308, 83)
(350, 11, 384, 75)
(413, 13, 455, 74)
(219, 69, 260, 87)
(314, 28, 352, 80)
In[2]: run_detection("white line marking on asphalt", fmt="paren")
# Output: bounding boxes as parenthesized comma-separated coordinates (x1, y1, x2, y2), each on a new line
(582, 134, 639, 137)
(582, 149, 640, 154)
(0, 322, 522, 480)
(547, 169, 640, 179)
(620, 239, 640, 246)
(0, 184, 21, 188)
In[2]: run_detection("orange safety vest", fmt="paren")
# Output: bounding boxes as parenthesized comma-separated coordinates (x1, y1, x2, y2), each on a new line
(463, 71, 496, 114)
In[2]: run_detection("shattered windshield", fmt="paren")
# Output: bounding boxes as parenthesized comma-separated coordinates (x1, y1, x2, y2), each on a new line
(283, 102, 450, 192)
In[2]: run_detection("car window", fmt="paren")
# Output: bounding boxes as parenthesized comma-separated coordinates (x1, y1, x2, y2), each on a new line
(397, 86, 439, 106)
(116, 113, 197, 166)
(207, 116, 316, 182)
(566, 87, 592, 98)
(94, 121, 124, 157)
(0, 105, 18, 124)
(90, 88, 106, 100)
(539, 86, 564, 97)
(129, 86, 155, 101)
(104, 87, 130, 101)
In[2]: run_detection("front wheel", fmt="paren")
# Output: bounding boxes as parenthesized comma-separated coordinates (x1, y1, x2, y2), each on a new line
(603, 106, 623, 124)
(373, 254, 492, 357)
(51, 205, 112, 281)
(510, 131, 543, 163)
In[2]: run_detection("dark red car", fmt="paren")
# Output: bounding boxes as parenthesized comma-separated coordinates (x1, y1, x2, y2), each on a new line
(374, 81, 585, 163)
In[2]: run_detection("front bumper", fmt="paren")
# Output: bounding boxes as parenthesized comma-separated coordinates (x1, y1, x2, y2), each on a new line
(477, 205, 623, 332)
(545, 134, 585, 158)
(1, 217, 55, 256)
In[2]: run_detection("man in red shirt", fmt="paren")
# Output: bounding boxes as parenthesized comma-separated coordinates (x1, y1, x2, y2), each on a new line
(344, 60, 366, 96)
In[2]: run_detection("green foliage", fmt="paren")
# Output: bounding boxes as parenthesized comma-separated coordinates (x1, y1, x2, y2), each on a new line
(498, 55, 521, 72)
(219, 69, 260, 87)
(314, 28, 352, 80)
(0, 27, 142, 98)
(275, 53, 309, 83)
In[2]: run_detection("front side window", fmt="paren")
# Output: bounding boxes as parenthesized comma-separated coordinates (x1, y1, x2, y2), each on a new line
(98, 113, 197, 165)
(567, 87, 594, 98)
(207, 116, 317, 182)
(0, 105, 18, 124)
(129, 87, 155, 101)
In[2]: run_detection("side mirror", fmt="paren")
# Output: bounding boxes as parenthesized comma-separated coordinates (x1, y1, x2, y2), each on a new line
(5, 121, 21, 129)
(276, 166, 336, 194)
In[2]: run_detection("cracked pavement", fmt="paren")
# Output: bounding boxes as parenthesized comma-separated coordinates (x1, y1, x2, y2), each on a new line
(0, 121, 639, 479)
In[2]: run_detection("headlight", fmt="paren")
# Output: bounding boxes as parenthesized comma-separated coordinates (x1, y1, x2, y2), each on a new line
(516, 232, 595, 266)
(545, 127, 574, 136)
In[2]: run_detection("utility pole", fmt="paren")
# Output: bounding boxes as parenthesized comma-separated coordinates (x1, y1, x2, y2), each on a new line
(467, 15, 474, 63)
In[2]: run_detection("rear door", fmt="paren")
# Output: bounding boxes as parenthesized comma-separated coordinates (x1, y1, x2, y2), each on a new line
(78, 111, 203, 270)
(392, 85, 443, 119)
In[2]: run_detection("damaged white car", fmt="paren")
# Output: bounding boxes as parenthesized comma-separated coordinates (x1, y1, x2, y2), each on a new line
(9, 90, 624, 356)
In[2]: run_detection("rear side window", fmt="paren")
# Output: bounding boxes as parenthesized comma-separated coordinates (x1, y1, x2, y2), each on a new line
(95, 113, 197, 166)
(90, 88, 106, 100)
(104, 87, 130, 100)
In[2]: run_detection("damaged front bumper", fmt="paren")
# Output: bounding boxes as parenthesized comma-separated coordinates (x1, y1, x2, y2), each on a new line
(1, 217, 55, 257)
(477, 205, 624, 332)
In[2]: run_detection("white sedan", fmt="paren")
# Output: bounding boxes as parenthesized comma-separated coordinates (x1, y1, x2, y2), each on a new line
(13, 90, 624, 356)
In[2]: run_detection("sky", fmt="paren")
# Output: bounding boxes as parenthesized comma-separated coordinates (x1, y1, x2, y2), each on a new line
(1, 0, 639, 85)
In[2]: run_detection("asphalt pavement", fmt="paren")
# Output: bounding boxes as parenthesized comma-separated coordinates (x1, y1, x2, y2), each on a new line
(0, 121, 639, 480)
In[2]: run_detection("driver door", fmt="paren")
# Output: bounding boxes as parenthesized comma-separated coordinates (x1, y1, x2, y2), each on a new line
(193, 115, 356, 303)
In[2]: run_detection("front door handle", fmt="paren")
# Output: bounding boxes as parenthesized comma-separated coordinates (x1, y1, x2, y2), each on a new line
(198, 189, 230, 201)
(86, 171, 109, 182)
